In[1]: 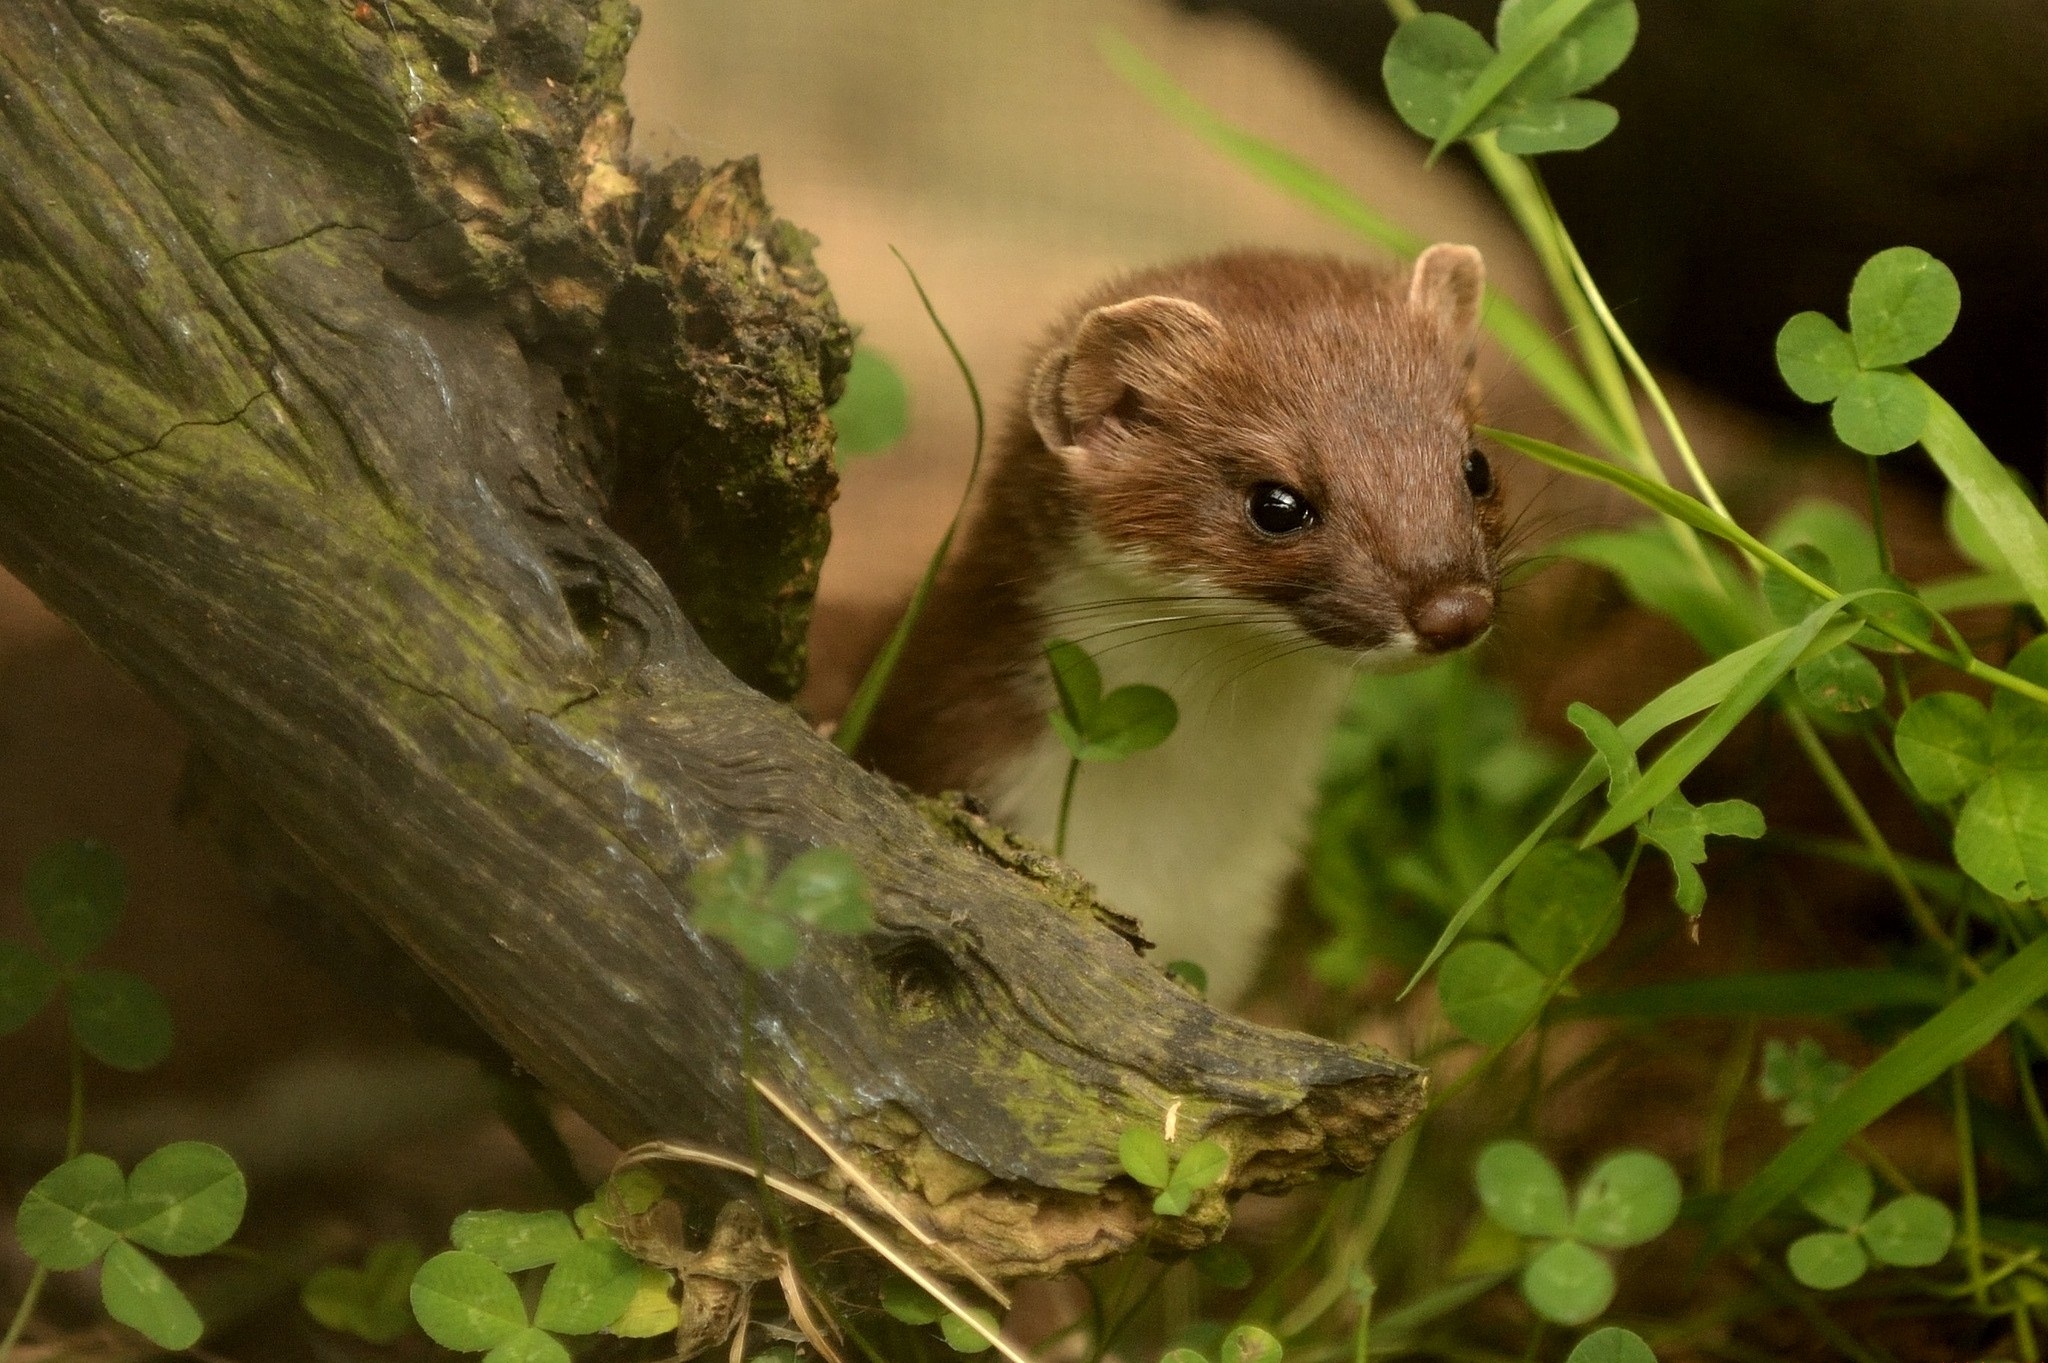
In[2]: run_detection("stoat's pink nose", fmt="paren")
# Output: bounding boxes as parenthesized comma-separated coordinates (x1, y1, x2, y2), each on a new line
(1410, 586, 1494, 652)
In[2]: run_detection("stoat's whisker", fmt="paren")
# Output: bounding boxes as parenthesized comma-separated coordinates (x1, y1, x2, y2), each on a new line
(1085, 616, 1303, 666)
(1061, 613, 1298, 654)
(1033, 592, 1247, 621)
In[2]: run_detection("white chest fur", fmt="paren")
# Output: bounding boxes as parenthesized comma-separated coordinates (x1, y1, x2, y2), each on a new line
(982, 543, 1364, 1004)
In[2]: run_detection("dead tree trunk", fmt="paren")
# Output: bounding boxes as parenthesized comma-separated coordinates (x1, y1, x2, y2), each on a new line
(0, 0, 1422, 1281)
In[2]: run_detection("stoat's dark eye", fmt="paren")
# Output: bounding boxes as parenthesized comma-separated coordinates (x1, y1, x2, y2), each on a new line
(1463, 450, 1495, 499)
(1247, 482, 1314, 536)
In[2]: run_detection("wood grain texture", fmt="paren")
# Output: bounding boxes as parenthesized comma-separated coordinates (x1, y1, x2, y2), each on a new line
(0, 0, 1423, 1278)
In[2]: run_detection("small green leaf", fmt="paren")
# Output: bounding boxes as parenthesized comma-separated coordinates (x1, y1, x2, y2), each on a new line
(100, 1240, 203, 1350)
(1565, 702, 1638, 799)
(607, 1265, 680, 1338)
(483, 1326, 572, 1363)
(1640, 792, 1764, 916)
(411, 1249, 529, 1352)
(1566, 1327, 1656, 1363)
(1160, 1352, 1210, 1363)
(1795, 1154, 1874, 1230)
(1494, 0, 1638, 102)
(1475, 1140, 1572, 1239)
(1954, 767, 2048, 901)
(1381, 13, 1495, 141)
(1759, 1038, 1852, 1127)
(1440, 942, 1547, 1044)
(1861, 1194, 1955, 1267)
(533, 1235, 641, 1335)
(1084, 685, 1179, 760)
(1118, 1126, 1173, 1190)
(1502, 841, 1621, 975)
(1152, 1184, 1196, 1217)
(687, 835, 770, 917)
(1830, 368, 1927, 456)
(124, 1141, 246, 1256)
(1044, 639, 1103, 728)
(831, 346, 910, 458)
(1761, 544, 1836, 630)
(596, 1169, 664, 1218)
(939, 1306, 1000, 1354)
(302, 1240, 423, 1345)
(1894, 692, 1992, 802)
(0, 942, 60, 1036)
(15, 1153, 128, 1270)
(25, 839, 127, 964)
(1847, 246, 1961, 369)
(768, 847, 873, 935)
(1520, 1238, 1614, 1326)
(1786, 1230, 1867, 1290)
(1572, 1150, 1681, 1249)
(881, 1276, 949, 1325)
(1775, 312, 1859, 404)
(1794, 646, 1885, 714)
(1170, 1141, 1230, 1197)
(1165, 960, 1209, 995)
(1220, 1323, 1284, 1363)
(1493, 98, 1617, 154)
(65, 970, 173, 1071)
(1191, 1242, 1253, 1289)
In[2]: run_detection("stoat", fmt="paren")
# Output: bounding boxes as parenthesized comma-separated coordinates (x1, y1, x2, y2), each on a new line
(858, 246, 1504, 1004)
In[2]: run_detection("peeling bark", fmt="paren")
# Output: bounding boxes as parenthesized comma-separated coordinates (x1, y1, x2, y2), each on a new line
(0, 0, 1423, 1281)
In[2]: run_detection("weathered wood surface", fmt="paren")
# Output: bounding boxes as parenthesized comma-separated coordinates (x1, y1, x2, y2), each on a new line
(0, 0, 1423, 1277)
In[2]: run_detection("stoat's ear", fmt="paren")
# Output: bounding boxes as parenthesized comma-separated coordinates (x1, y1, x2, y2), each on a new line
(1408, 243, 1486, 361)
(1029, 295, 1224, 455)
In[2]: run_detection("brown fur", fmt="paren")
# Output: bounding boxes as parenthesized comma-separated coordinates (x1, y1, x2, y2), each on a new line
(857, 246, 1503, 796)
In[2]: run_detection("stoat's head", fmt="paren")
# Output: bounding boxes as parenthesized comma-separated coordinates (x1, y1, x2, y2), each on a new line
(1027, 245, 1504, 661)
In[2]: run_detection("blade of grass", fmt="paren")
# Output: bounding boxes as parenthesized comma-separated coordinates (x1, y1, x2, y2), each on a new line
(1917, 382, 2048, 624)
(834, 250, 985, 755)
(1708, 934, 2048, 1257)
(1097, 30, 1624, 455)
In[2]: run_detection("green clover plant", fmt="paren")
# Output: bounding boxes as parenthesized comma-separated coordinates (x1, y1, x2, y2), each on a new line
(880, 1277, 1006, 1356)
(1119, 1125, 1231, 1217)
(302, 1240, 423, 1345)
(1383, 0, 1639, 159)
(1566, 1327, 1657, 1363)
(687, 835, 874, 970)
(0, 839, 172, 1070)
(15, 1142, 247, 1350)
(1893, 636, 2048, 901)
(1161, 1323, 1283, 1363)
(1783, 1154, 1955, 1290)
(1436, 840, 1620, 1043)
(1045, 638, 1179, 855)
(1474, 1141, 1681, 1325)
(830, 344, 910, 460)
(1758, 1038, 1854, 1127)
(1776, 247, 1960, 455)
(408, 1174, 676, 1363)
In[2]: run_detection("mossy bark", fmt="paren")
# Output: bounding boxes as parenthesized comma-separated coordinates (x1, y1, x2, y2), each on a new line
(0, 0, 1423, 1280)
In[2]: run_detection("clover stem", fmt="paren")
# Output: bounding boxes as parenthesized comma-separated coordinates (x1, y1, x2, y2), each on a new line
(0, 1268, 48, 1363)
(1055, 758, 1079, 857)
(1865, 458, 1893, 575)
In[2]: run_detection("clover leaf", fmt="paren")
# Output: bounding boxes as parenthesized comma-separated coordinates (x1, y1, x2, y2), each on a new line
(15, 1142, 247, 1350)
(0, 840, 173, 1071)
(1567, 1327, 1657, 1363)
(1784, 1154, 1954, 1289)
(1045, 639, 1178, 763)
(1758, 1037, 1852, 1127)
(880, 1278, 1004, 1355)
(1118, 1125, 1230, 1216)
(302, 1240, 424, 1345)
(1474, 1141, 1680, 1326)
(1775, 247, 1959, 455)
(452, 1210, 582, 1273)
(831, 345, 910, 459)
(1191, 1242, 1254, 1288)
(1438, 842, 1619, 1043)
(1382, 0, 1638, 158)
(1894, 640, 2048, 899)
(689, 835, 875, 970)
